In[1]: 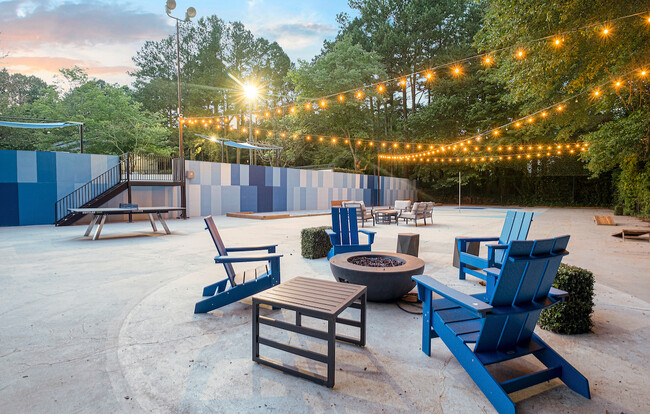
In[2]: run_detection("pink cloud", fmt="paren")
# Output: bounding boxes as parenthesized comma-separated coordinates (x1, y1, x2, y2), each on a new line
(2, 56, 133, 77)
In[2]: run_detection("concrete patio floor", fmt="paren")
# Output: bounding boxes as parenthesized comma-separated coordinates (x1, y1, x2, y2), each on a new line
(1, 207, 648, 413)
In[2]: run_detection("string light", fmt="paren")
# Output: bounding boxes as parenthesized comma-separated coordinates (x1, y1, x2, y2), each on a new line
(516, 49, 525, 59)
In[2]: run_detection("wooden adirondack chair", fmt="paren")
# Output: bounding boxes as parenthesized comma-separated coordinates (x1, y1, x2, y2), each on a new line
(194, 216, 283, 314)
(325, 207, 376, 260)
(457, 210, 534, 280)
(414, 236, 590, 414)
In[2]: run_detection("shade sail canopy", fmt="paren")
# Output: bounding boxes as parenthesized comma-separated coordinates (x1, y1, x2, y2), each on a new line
(0, 121, 83, 129)
(196, 135, 282, 150)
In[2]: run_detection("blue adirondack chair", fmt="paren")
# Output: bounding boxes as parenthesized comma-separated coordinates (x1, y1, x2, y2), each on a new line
(414, 235, 590, 414)
(325, 207, 376, 260)
(457, 210, 534, 281)
(194, 216, 282, 314)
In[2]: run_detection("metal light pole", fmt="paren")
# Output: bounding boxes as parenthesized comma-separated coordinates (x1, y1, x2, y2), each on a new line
(165, 0, 196, 218)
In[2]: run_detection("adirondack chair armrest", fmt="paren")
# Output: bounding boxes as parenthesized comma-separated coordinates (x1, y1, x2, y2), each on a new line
(214, 253, 283, 264)
(413, 275, 492, 315)
(225, 244, 277, 253)
(486, 243, 508, 266)
(359, 229, 376, 244)
(458, 236, 500, 243)
(549, 287, 569, 299)
(324, 229, 338, 244)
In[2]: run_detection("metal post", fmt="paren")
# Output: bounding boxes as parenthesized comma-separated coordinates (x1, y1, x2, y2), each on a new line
(458, 171, 461, 212)
(377, 154, 381, 206)
(79, 124, 84, 153)
(175, 20, 187, 219)
(248, 108, 254, 165)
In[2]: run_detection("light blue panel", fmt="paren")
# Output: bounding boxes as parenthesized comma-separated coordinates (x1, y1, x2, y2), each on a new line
(273, 167, 281, 187)
(265, 166, 273, 186)
(306, 188, 318, 210)
(200, 162, 212, 185)
(210, 186, 221, 215)
(221, 186, 240, 213)
(311, 171, 318, 187)
(328, 188, 333, 204)
(186, 161, 201, 185)
(299, 187, 306, 210)
(239, 164, 249, 186)
(342, 173, 348, 188)
(287, 168, 299, 189)
(220, 163, 231, 185)
(151, 186, 166, 206)
(131, 187, 153, 206)
(211, 162, 221, 185)
(293, 188, 301, 211)
(0, 150, 18, 183)
(317, 171, 323, 187)
(16, 151, 37, 183)
(285, 187, 293, 210)
(200, 185, 212, 216)
(90, 154, 108, 178)
(56, 152, 91, 185)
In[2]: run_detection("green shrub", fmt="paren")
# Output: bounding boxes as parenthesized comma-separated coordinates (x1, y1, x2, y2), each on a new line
(538, 263, 595, 334)
(301, 226, 332, 259)
(614, 205, 624, 215)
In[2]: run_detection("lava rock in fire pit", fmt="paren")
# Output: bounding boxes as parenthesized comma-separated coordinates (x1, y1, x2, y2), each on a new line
(348, 256, 404, 267)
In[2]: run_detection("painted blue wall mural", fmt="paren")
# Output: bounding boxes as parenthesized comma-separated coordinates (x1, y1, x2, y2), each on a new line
(0, 150, 416, 226)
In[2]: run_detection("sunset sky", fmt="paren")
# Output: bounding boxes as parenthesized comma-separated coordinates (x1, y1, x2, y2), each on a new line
(0, 0, 353, 86)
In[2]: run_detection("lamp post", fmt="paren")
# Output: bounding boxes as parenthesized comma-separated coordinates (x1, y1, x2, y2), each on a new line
(165, 0, 196, 218)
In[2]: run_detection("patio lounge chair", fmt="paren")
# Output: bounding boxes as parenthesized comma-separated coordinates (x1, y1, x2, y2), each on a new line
(342, 201, 375, 227)
(393, 199, 412, 213)
(413, 235, 590, 414)
(194, 216, 283, 313)
(399, 202, 427, 226)
(457, 210, 533, 281)
(326, 207, 376, 260)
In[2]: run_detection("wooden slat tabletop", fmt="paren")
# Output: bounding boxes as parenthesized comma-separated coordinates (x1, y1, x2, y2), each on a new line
(253, 277, 366, 317)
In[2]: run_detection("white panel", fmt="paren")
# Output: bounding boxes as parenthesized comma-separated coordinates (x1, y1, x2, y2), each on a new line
(239, 164, 249, 186)
(273, 167, 281, 187)
(188, 184, 201, 218)
(300, 170, 307, 187)
(221, 163, 231, 185)
(318, 188, 328, 209)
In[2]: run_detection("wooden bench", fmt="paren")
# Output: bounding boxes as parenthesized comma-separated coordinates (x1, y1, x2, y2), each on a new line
(252, 277, 367, 387)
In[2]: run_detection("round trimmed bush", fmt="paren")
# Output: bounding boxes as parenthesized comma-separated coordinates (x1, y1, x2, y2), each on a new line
(301, 226, 332, 259)
(538, 263, 595, 334)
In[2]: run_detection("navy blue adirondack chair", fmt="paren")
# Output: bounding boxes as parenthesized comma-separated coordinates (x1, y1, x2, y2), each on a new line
(325, 207, 376, 260)
(194, 216, 282, 314)
(457, 210, 534, 281)
(414, 236, 590, 414)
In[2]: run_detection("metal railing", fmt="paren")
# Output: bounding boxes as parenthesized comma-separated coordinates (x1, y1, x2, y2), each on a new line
(121, 153, 178, 182)
(55, 163, 122, 223)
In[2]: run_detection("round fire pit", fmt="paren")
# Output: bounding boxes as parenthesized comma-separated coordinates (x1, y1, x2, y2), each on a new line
(329, 252, 425, 302)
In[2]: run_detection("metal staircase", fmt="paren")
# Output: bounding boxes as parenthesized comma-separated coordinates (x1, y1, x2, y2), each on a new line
(54, 153, 183, 226)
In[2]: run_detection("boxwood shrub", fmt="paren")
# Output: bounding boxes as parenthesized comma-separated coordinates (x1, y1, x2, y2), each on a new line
(301, 226, 332, 259)
(538, 263, 595, 334)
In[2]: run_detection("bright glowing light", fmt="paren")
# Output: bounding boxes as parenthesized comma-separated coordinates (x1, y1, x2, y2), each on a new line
(243, 84, 259, 101)
(320, 100, 326, 107)
(399, 79, 407, 86)
(557, 105, 563, 111)
(425, 72, 433, 80)
(602, 27, 610, 35)
(338, 94, 345, 102)
(554, 38, 562, 46)
(517, 50, 525, 58)
(356, 91, 364, 99)
(484, 56, 492, 65)
(452, 66, 462, 76)
(593, 90, 600, 97)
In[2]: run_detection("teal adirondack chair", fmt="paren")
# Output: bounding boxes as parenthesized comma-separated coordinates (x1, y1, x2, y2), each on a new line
(457, 210, 534, 280)
(414, 235, 590, 414)
(325, 207, 376, 260)
(194, 216, 282, 313)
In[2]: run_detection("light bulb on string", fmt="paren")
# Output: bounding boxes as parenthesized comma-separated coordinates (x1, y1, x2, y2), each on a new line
(338, 94, 345, 102)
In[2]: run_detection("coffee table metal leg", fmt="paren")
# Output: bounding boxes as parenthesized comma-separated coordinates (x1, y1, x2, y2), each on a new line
(157, 212, 171, 234)
(327, 318, 336, 388)
(93, 214, 107, 240)
(147, 213, 158, 232)
(360, 293, 367, 346)
(252, 300, 260, 362)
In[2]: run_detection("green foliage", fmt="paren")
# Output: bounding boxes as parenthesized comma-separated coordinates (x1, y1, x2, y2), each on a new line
(538, 264, 595, 334)
(301, 226, 333, 259)
(0, 68, 171, 155)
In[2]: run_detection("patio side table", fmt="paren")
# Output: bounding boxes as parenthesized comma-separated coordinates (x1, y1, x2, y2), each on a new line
(252, 277, 367, 388)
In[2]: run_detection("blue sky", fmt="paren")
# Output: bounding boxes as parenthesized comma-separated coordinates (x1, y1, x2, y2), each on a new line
(0, 0, 354, 86)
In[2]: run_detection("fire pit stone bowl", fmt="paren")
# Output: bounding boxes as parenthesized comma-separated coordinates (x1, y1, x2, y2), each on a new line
(329, 252, 426, 302)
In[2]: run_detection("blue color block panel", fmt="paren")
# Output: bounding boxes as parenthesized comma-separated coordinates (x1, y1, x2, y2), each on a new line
(0, 183, 19, 226)
(210, 163, 221, 186)
(240, 185, 257, 212)
(249, 165, 265, 187)
(221, 186, 240, 213)
(239, 164, 249, 186)
(18, 182, 57, 225)
(272, 187, 287, 211)
(230, 164, 240, 186)
(37, 152, 57, 183)
(257, 186, 273, 212)
(151, 186, 166, 206)
(0, 150, 17, 183)
(200, 185, 212, 216)
(280, 168, 287, 188)
(56, 152, 91, 184)
(16, 151, 37, 183)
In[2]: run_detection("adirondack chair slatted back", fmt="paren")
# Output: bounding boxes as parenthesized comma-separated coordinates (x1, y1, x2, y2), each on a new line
(331, 207, 360, 246)
(204, 216, 237, 286)
(493, 211, 534, 264)
(475, 235, 569, 353)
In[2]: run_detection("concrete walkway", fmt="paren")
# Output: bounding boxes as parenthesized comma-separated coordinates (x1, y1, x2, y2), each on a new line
(1, 207, 648, 413)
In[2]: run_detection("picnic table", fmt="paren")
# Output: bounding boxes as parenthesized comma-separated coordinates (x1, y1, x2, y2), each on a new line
(69, 206, 185, 240)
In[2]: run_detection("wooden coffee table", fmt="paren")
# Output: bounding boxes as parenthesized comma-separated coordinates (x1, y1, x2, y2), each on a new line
(252, 277, 367, 387)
